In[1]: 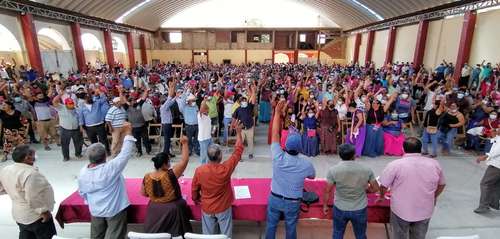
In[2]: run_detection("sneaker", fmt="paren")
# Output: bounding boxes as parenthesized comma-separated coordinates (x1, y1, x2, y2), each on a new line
(137, 152, 143, 157)
(169, 153, 176, 158)
(75, 154, 83, 159)
(429, 155, 437, 158)
(63, 158, 70, 162)
(44, 146, 52, 151)
(422, 152, 429, 155)
(249, 154, 254, 159)
(474, 207, 490, 214)
(30, 139, 40, 144)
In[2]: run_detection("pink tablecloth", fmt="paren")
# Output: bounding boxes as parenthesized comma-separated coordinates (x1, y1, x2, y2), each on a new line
(55, 178, 390, 228)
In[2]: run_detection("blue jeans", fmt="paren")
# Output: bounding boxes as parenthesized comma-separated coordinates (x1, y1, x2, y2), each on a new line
(333, 206, 367, 239)
(202, 207, 232, 238)
(199, 138, 212, 164)
(223, 117, 232, 143)
(438, 128, 457, 152)
(265, 194, 301, 239)
(422, 130, 438, 156)
(162, 123, 172, 154)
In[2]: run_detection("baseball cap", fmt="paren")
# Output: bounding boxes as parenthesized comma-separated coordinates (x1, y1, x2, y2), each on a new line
(64, 98, 74, 106)
(285, 133, 302, 154)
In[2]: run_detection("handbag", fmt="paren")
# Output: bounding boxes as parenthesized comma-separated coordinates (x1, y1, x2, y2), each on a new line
(300, 190, 319, 213)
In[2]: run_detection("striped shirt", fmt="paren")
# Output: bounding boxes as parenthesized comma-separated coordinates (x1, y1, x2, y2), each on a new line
(105, 106, 127, 128)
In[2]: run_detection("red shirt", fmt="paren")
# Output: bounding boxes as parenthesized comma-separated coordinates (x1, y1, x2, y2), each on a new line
(191, 142, 244, 214)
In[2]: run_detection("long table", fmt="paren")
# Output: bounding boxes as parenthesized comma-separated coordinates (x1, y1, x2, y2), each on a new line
(56, 178, 391, 234)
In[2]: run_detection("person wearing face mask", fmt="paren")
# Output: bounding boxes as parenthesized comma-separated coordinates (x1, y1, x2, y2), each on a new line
(33, 93, 59, 151)
(422, 100, 444, 158)
(382, 111, 405, 156)
(346, 102, 366, 157)
(438, 102, 465, 155)
(178, 93, 200, 156)
(232, 85, 257, 159)
(335, 97, 348, 120)
(0, 145, 56, 238)
(128, 90, 152, 157)
(468, 112, 500, 153)
(53, 91, 83, 162)
(467, 97, 494, 131)
(299, 103, 320, 157)
(13, 94, 38, 144)
(78, 88, 111, 156)
(363, 99, 386, 158)
(258, 84, 272, 123)
(318, 99, 339, 154)
(223, 92, 235, 146)
(393, 90, 415, 124)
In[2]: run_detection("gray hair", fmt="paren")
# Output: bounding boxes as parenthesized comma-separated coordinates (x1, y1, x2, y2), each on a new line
(87, 143, 107, 164)
(12, 145, 34, 163)
(207, 144, 222, 162)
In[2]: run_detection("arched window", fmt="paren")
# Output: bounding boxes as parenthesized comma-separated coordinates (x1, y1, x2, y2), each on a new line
(0, 24, 21, 51)
(37, 28, 71, 50)
(112, 37, 126, 53)
(81, 33, 103, 51)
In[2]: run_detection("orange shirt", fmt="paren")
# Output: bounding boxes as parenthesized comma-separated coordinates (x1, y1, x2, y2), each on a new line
(191, 142, 244, 214)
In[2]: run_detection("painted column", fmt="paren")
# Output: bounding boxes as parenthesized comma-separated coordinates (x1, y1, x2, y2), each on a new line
(272, 50, 275, 64)
(125, 32, 135, 68)
(364, 30, 375, 64)
(412, 20, 429, 71)
(206, 50, 209, 64)
(385, 27, 397, 65)
(102, 29, 115, 66)
(139, 34, 147, 65)
(352, 33, 362, 64)
(317, 49, 321, 64)
(245, 49, 248, 64)
(293, 50, 298, 64)
(453, 11, 477, 82)
(19, 13, 43, 74)
(70, 22, 86, 72)
(191, 50, 194, 65)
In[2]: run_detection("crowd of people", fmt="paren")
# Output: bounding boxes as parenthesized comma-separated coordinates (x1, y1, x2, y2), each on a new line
(0, 57, 499, 239)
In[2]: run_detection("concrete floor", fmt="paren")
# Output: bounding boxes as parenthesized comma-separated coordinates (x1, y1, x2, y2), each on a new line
(0, 124, 498, 239)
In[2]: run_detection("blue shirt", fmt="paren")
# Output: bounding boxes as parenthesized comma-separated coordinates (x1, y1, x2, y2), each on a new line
(78, 95, 109, 126)
(270, 143, 316, 199)
(160, 96, 175, 124)
(177, 94, 198, 125)
(78, 135, 136, 217)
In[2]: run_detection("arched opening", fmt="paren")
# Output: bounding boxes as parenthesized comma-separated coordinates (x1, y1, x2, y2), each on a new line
(274, 53, 290, 64)
(81, 33, 105, 67)
(37, 28, 74, 75)
(112, 36, 127, 67)
(0, 23, 25, 66)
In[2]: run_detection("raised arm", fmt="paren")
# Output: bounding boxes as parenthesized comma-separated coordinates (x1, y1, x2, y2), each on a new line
(172, 136, 190, 178)
(271, 100, 286, 143)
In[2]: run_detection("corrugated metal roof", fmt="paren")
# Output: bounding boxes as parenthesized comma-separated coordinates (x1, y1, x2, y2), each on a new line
(34, 0, 456, 30)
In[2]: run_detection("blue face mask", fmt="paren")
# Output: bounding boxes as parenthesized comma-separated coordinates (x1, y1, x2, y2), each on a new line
(14, 97, 21, 103)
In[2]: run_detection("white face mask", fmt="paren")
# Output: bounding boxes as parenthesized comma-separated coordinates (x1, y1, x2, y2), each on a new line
(490, 114, 498, 120)
(190, 102, 196, 107)
(308, 113, 314, 118)
(483, 100, 489, 105)
(240, 102, 248, 108)
(457, 93, 464, 99)
(401, 94, 408, 99)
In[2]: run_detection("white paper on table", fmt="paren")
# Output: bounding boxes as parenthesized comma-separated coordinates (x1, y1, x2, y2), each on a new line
(234, 186, 251, 199)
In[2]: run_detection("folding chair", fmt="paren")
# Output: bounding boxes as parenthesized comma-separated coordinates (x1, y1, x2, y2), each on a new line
(170, 124, 183, 154)
(127, 231, 172, 239)
(183, 233, 228, 239)
(148, 123, 163, 151)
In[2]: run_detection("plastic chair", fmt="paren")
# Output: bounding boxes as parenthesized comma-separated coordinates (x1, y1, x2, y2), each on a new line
(183, 233, 228, 239)
(127, 231, 172, 239)
(436, 236, 479, 239)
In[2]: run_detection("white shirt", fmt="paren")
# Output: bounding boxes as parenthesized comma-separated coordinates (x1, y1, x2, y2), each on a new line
(0, 68, 9, 79)
(198, 113, 212, 141)
(0, 163, 55, 224)
(461, 66, 471, 77)
(336, 103, 348, 120)
(424, 91, 435, 111)
(486, 136, 500, 169)
(78, 135, 136, 217)
(223, 100, 234, 119)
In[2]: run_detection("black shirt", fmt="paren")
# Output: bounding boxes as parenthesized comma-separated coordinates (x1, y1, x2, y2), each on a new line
(424, 108, 440, 127)
(366, 108, 385, 124)
(0, 110, 23, 129)
(233, 103, 254, 129)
